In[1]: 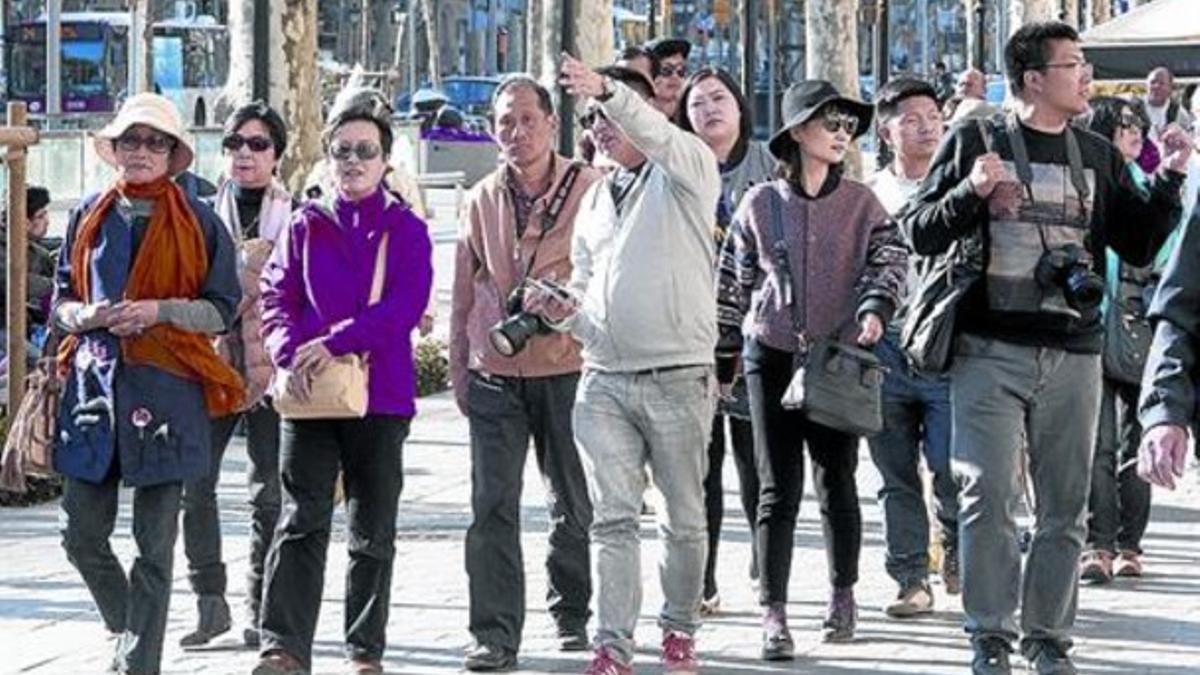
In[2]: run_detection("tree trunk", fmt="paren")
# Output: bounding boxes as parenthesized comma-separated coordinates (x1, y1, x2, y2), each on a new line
(276, 0, 323, 193)
(527, 0, 544, 76)
(1060, 0, 1080, 26)
(1009, 0, 1060, 35)
(805, 0, 862, 176)
(422, 0, 442, 88)
(217, 0, 254, 119)
(1090, 0, 1112, 27)
(574, 1, 613, 70)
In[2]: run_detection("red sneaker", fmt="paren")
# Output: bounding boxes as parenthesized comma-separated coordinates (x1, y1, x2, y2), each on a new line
(583, 647, 632, 675)
(1080, 549, 1114, 584)
(1114, 550, 1144, 578)
(661, 631, 699, 674)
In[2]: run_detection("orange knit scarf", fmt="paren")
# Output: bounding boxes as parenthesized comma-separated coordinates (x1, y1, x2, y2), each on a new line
(58, 177, 244, 417)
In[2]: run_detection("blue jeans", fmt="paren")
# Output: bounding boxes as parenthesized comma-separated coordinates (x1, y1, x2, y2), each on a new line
(572, 366, 714, 666)
(867, 330, 958, 590)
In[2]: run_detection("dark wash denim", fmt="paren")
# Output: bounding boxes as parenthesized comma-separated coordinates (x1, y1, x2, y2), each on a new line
(465, 371, 592, 654)
(181, 403, 281, 622)
(60, 474, 182, 674)
(744, 338, 862, 603)
(703, 413, 758, 599)
(258, 415, 409, 669)
(867, 330, 959, 589)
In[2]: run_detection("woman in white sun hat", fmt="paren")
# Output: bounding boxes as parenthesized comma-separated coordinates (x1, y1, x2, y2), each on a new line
(53, 92, 242, 675)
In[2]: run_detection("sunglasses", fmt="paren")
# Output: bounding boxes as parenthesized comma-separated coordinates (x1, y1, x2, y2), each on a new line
(223, 133, 274, 153)
(579, 108, 608, 130)
(820, 112, 859, 136)
(329, 140, 382, 162)
(114, 133, 174, 155)
(659, 64, 688, 78)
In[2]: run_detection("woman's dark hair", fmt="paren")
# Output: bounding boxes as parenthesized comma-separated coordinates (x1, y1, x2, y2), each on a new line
(1088, 95, 1148, 142)
(225, 100, 288, 157)
(324, 88, 394, 156)
(674, 67, 752, 167)
(1004, 21, 1080, 96)
(773, 103, 845, 184)
(618, 45, 661, 79)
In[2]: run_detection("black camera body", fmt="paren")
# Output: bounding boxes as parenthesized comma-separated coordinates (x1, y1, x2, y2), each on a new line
(1034, 243, 1104, 311)
(488, 286, 551, 358)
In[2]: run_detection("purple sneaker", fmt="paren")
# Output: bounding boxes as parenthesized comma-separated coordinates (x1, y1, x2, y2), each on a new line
(822, 586, 858, 643)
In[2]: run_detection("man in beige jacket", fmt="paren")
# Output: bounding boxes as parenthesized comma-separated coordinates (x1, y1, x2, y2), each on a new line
(450, 75, 601, 672)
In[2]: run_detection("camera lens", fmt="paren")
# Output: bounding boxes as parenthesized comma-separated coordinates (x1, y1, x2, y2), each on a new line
(489, 313, 543, 357)
(1066, 268, 1104, 310)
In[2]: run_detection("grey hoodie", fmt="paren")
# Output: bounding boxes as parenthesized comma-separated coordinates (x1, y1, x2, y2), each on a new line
(566, 81, 722, 372)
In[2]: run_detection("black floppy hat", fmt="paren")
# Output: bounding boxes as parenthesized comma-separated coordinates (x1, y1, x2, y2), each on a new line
(767, 80, 874, 160)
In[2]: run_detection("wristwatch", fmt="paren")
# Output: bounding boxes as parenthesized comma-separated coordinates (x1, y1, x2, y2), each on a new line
(596, 76, 615, 102)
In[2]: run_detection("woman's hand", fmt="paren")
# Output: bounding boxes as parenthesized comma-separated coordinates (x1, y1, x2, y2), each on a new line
(109, 300, 159, 337)
(856, 312, 885, 347)
(292, 338, 334, 376)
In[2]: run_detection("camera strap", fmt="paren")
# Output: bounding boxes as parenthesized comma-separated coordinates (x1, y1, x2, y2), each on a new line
(1003, 115, 1091, 224)
(517, 160, 585, 283)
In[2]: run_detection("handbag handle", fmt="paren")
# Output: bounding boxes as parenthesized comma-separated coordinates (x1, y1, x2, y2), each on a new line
(368, 232, 390, 306)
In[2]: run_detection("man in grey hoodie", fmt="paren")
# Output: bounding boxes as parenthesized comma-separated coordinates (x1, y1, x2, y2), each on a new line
(536, 56, 720, 675)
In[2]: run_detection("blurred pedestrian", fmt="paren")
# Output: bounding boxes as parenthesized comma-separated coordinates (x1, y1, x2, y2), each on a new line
(677, 66, 773, 617)
(254, 89, 433, 675)
(54, 92, 243, 675)
(451, 75, 600, 671)
(720, 80, 906, 657)
(177, 101, 297, 650)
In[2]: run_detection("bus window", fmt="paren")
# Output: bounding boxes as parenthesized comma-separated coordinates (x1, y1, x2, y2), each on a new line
(9, 41, 47, 99)
(62, 41, 106, 97)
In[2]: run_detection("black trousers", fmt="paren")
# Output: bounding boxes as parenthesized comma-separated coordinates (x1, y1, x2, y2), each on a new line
(182, 402, 281, 623)
(1087, 378, 1152, 554)
(702, 413, 758, 599)
(258, 415, 410, 669)
(744, 339, 862, 604)
(465, 371, 593, 653)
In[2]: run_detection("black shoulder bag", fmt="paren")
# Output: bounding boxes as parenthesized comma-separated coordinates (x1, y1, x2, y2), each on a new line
(767, 190, 885, 437)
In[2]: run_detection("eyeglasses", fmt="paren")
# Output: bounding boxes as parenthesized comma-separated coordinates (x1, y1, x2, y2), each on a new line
(222, 133, 274, 153)
(329, 140, 382, 162)
(659, 64, 687, 78)
(114, 132, 174, 155)
(1038, 60, 1093, 76)
(820, 112, 859, 136)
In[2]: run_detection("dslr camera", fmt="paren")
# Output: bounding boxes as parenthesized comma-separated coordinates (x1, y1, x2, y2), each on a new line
(488, 279, 573, 357)
(1034, 243, 1104, 311)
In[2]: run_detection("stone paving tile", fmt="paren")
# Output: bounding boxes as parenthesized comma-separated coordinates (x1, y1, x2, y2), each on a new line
(2, 392, 1198, 674)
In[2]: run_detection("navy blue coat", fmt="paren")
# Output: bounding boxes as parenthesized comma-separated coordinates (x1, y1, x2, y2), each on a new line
(52, 191, 240, 487)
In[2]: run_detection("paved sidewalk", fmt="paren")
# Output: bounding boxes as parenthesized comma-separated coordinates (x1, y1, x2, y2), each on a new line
(1, 392, 1198, 674)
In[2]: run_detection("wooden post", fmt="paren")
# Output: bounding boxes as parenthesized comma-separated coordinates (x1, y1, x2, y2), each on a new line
(4, 102, 38, 413)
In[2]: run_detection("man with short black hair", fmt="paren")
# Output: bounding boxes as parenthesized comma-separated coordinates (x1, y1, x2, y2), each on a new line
(545, 56, 720, 675)
(900, 22, 1189, 675)
(451, 74, 601, 672)
(866, 77, 959, 620)
(1143, 66, 1194, 141)
(645, 37, 691, 118)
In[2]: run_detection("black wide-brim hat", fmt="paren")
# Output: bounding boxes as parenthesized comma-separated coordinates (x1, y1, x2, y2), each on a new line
(767, 80, 874, 160)
(644, 36, 692, 60)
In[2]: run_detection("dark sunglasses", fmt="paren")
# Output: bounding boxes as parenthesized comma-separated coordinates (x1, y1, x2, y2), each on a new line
(820, 112, 859, 136)
(659, 64, 688, 78)
(579, 108, 608, 130)
(114, 132, 174, 155)
(222, 133, 274, 153)
(329, 141, 382, 162)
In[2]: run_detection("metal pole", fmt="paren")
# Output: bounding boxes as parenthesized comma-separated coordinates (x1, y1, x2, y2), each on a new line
(649, 0, 658, 39)
(559, 0, 575, 156)
(874, 0, 889, 90)
(975, 0, 986, 71)
(361, 0, 371, 67)
(741, 0, 756, 127)
(46, 0, 61, 118)
(5, 102, 32, 414)
(252, 0, 270, 101)
(409, 7, 419, 90)
(767, 0, 776, 134)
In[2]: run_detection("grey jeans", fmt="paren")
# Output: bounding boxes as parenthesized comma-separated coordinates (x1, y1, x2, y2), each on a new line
(60, 475, 183, 675)
(572, 366, 714, 665)
(950, 334, 1100, 651)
